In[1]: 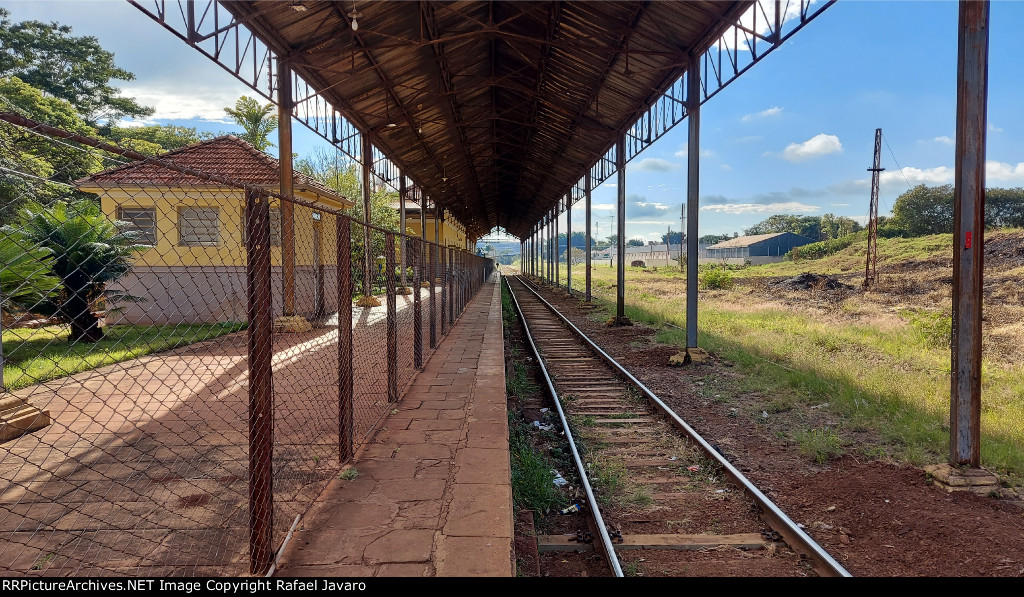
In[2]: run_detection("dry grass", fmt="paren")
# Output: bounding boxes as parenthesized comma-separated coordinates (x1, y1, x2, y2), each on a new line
(553, 231, 1024, 482)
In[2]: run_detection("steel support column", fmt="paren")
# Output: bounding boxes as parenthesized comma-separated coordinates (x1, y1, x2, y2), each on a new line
(950, 0, 989, 467)
(616, 137, 626, 318)
(555, 203, 560, 288)
(399, 177, 407, 288)
(585, 173, 592, 302)
(278, 58, 296, 315)
(245, 189, 273, 575)
(686, 61, 701, 348)
(567, 195, 572, 295)
(360, 134, 374, 301)
(337, 215, 353, 461)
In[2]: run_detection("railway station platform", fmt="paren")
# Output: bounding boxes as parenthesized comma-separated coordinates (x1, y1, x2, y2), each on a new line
(275, 276, 513, 577)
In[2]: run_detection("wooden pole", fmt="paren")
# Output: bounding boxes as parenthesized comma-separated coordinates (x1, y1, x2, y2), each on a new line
(950, 0, 989, 467)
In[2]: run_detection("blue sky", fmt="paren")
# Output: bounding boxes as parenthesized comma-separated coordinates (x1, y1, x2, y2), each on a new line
(4, 0, 1023, 243)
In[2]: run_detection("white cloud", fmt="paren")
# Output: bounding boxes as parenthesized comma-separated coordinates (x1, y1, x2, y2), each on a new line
(880, 166, 953, 187)
(933, 136, 954, 146)
(987, 160, 1024, 182)
(720, 164, 733, 171)
(602, 183, 617, 188)
(673, 145, 715, 159)
(122, 82, 246, 124)
(591, 203, 616, 211)
(777, 133, 843, 163)
(830, 203, 849, 207)
(701, 202, 821, 215)
(989, 123, 1003, 133)
(632, 158, 680, 172)
(741, 106, 783, 122)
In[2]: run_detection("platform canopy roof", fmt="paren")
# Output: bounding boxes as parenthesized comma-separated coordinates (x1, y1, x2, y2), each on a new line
(197, 1, 809, 239)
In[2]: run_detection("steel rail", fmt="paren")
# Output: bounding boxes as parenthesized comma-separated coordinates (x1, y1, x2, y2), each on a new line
(513, 274, 852, 578)
(502, 275, 624, 577)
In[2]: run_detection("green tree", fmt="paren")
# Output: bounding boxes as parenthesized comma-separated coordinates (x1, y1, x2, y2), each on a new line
(224, 96, 278, 151)
(0, 76, 103, 222)
(297, 150, 399, 292)
(744, 214, 821, 239)
(984, 187, 1024, 229)
(699, 233, 732, 245)
(889, 184, 954, 236)
(106, 124, 211, 155)
(0, 9, 152, 124)
(626, 238, 644, 247)
(819, 212, 863, 241)
(3, 200, 145, 343)
(0, 231, 58, 315)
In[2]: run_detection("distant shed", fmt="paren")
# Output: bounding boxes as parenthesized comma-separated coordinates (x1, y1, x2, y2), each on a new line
(705, 232, 816, 259)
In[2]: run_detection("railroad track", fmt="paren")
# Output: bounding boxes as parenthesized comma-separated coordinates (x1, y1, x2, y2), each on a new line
(504, 274, 851, 578)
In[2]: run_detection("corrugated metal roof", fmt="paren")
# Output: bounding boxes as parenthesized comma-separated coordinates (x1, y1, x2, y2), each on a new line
(218, 1, 752, 238)
(76, 135, 353, 207)
(706, 233, 793, 249)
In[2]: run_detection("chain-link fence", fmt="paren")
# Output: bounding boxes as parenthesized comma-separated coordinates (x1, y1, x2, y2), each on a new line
(0, 111, 493, 576)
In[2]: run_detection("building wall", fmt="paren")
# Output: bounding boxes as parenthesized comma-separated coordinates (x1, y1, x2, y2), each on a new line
(98, 187, 344, 268)
(404, 214, 469, 250)
(105, 265, 339, 325)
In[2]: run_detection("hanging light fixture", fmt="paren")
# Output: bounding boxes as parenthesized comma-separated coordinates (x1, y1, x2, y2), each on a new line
(349, 0, 362, 31)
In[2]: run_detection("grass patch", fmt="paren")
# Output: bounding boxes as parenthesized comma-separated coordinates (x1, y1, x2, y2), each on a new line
(509, 413, 564, 513)
(794, 427, 845, 464)
(2, 322, 246, 391)
(587, 458, 626, 505)
(573, 259, 1024, 484)
(339, 467, 359, 481)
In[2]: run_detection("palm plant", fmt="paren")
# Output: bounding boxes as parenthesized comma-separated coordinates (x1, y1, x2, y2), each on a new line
(4, 200, 145, 343)
(223, 96, 278, 151)
(0, 231, 59, 314)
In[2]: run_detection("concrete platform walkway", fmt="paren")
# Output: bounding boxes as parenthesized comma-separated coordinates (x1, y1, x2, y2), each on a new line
(277, 276, 512, 577)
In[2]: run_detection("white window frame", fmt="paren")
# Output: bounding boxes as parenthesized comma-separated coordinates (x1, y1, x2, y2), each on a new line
(117, 206, 157, 246)
(178, 206, 220, 246)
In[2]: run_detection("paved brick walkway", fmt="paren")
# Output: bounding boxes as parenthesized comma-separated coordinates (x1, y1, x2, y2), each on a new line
(277, 277, 512, 577)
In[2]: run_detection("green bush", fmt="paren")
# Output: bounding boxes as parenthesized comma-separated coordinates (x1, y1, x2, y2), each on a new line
(698, 264, 734, 290)
(790, 232, 864, 261)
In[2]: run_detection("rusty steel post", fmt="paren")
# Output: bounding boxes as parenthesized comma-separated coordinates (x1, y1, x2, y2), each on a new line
(429, 242, 437, 349)
(440, 244, 448, 335)
(616, 137, 626, 318)
(555, 203, 560, 288)
(245, 189, 274, 575)
(585, 173, 592, 302)
(361, 134, 374, 301)
(686, 57, 701, 348)
(448, 247, 455, 326)
(278, 58, 296, 315)
(951, 0, 989, 467)
(386, 232, 398, 403)
(414, 238, 423, 368)
(337, 216, 354, 462)
(567, 194, 572, 295)
(399, 177, 408, 288)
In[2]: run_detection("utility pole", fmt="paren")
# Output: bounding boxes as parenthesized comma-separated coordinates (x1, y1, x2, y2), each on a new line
(864, 128, 884, 288)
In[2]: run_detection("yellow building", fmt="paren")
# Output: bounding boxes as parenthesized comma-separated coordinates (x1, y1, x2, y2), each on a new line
(396, 197, 471, 251)
(76, 136, 353, 324)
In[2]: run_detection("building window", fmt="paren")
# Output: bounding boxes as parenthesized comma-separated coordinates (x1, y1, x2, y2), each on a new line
(117, 206, 156, 245)
(179, 207, 220, 246)
(240, 207, 281, 246)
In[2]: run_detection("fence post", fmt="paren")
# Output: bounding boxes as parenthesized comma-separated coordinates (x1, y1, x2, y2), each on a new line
(337, 216, 353, 463)
(447, 247, 455, 326)
(429, 243, 437, 348)
(245, 188, 274, 576)
(414, 238, 423, 368)
(386, 232, 398, 403)
(440, 246, 448, 335)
